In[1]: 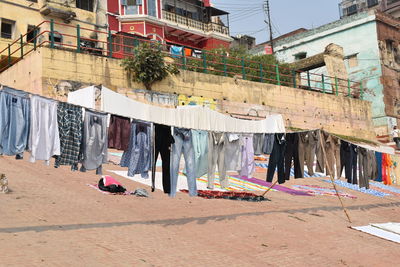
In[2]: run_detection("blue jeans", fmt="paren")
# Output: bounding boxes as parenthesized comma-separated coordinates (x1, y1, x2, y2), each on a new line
(169, 128, 197, 197)
(0, 88, 30, 156)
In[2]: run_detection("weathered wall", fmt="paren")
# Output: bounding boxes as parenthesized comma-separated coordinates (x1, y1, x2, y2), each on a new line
(376, 13, 400, 128)
(0, 47, 376, 140)
(274, 12, 388, 135)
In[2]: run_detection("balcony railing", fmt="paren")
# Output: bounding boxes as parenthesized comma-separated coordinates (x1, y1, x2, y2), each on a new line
(162, 10, 229, 35)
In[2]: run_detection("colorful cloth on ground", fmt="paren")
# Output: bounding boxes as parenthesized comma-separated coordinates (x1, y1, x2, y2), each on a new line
(322, 179, 391, 198)
(370, 181, 400, 194)
(255, 163, 325, 178)
(180, 189, 269, 202)
(291, 185, 357, 199)
(103, 175, 123, 187)
(231, 175, 313, 196)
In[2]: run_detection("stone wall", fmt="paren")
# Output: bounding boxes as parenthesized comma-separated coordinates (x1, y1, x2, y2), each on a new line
(0, 47, 376, 140)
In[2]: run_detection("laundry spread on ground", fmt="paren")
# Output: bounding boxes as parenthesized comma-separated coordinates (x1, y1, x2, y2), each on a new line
(291, 185, 357, 199)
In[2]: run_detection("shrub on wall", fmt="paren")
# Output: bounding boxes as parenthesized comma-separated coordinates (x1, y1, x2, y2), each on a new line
(121, 42, 179, 90)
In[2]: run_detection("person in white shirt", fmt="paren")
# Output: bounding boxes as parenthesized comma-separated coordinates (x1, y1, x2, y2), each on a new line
(392, 126, 400, 149)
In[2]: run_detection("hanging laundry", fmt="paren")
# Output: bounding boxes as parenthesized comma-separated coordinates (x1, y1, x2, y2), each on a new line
(224, 133, 242, 171)
(340, 141, 358, 184)
(193, 49, 202, 58)
(152, 123, 174, 194)
(29, 95, 60, 165)
(266, 133, 286, 184)
(306, 130, 319, 175)
(208, 132, 227, 189)
(55, 102, 83, 170)
(192, 130, 208, 178)
(0, 87, 30, 158)
(170, 45, 183, 58)
(284, 133, 302, 180)
(375, 152, 383, 182)
(240, 134, 255, 178)
(262, 133, 275, 155)
(80, 110, 108, 174)
(316, 131, 341, 178)
(184, 48, 192, 57)
(108, 115, 131, 151)
(120, 121, 152, 178)
(170, 127, 197, 197)
(382, 153, 392, 185)
(358, 148, 377, 189)
(253, 133, 265, 156)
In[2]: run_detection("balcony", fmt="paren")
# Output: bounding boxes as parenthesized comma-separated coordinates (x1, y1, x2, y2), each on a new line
(162, 10, 229, 36)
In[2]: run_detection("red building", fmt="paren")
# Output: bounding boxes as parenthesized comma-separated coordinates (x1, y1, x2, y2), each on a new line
(107, 0, 232, 54)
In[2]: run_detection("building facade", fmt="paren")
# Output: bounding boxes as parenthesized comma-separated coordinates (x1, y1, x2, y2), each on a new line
(339, 0, 400, 18)
(107, 0, 232, 51)
(274, 11, 400, 136)
(0, 0, 108, 69)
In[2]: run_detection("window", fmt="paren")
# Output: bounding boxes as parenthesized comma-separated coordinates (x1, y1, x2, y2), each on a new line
(76, 0, 93, 12)
(1, 19, 14, 39)
(48, 31, 63, 46)
(347, 4, 358, 15)
(367, 0, 379, 8)
(294, 52, 307, 61)
(148, 0, 157, 17)
(26, 25, 39, 43)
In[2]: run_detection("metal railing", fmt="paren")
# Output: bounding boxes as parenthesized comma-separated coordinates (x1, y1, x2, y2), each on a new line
(162, 10, 229, 35)
(0, 20, 364, 99)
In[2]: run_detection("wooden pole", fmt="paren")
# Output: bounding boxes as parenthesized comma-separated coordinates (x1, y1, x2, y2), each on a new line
(318, 130, 352, 223)
(261, 180, 278, 197)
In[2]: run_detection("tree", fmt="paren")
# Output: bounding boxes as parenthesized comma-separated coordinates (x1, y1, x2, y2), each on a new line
(121, 42, 179, 90)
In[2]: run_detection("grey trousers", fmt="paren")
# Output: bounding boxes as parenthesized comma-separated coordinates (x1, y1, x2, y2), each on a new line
(207, 132, 228, 189)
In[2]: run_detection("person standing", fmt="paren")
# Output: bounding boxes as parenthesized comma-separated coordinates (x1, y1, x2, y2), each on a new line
(392, 126, 400, 149)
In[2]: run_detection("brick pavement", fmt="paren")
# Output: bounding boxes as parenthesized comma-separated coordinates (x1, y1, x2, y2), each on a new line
(1, 155, 400, 266)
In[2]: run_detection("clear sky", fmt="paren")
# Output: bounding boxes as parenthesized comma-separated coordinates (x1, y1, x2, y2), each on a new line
(212, 0, 341, 44)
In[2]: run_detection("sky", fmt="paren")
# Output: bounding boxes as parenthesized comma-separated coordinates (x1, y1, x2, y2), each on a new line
(212, 0, 341, 44)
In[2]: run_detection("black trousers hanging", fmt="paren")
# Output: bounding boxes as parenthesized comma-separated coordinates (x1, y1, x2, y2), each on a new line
(152, 124, 174, 194)
(340, 141, 358, 184)
(266, 133, 286, 184)
(284, 133, 303, 181)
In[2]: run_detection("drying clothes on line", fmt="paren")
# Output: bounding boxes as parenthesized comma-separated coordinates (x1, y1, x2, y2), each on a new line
(284, 133, 302, 181)
(298, 130, 319, 176)
(184, 48, 192, 57)
(340, 141, 358, 184)
(193, 49, 202, 58)
(266, 133, 286, 184)
(315, 131, 341, 178)
(108, 115, 131, 151)
(262, 133, 274, 155)
(358, 147, 377, 189)
(240, 134, 255, 178)
(253, 133, 264, 156)
(375, 152, 383, 182)
(121, 121, 153, 178)
(101, 87, 286, 133)
(55, 102, 83, 169)
(29, 95, 60, 165)
(67, 85, 96, 109)
(382, 153, 392, 185)
(208, 132, 227, 189)
(80, 110, 108, 174)
(0, 87, 30, 158)
(152, 123, 174, 194)
(224, 133, 242, 171)
(192, 130, 208, 178)
(170, 128, 197, 197)
(170, 45, 183, 58)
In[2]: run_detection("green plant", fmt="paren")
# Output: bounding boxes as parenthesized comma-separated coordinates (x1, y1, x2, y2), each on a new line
(121, 42, 179, 90)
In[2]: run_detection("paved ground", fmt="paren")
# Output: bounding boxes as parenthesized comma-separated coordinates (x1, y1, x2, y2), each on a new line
(1, 155, 400, 267)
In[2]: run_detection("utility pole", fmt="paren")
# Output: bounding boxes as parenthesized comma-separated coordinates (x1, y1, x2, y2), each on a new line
(264, 0, 274, 53)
